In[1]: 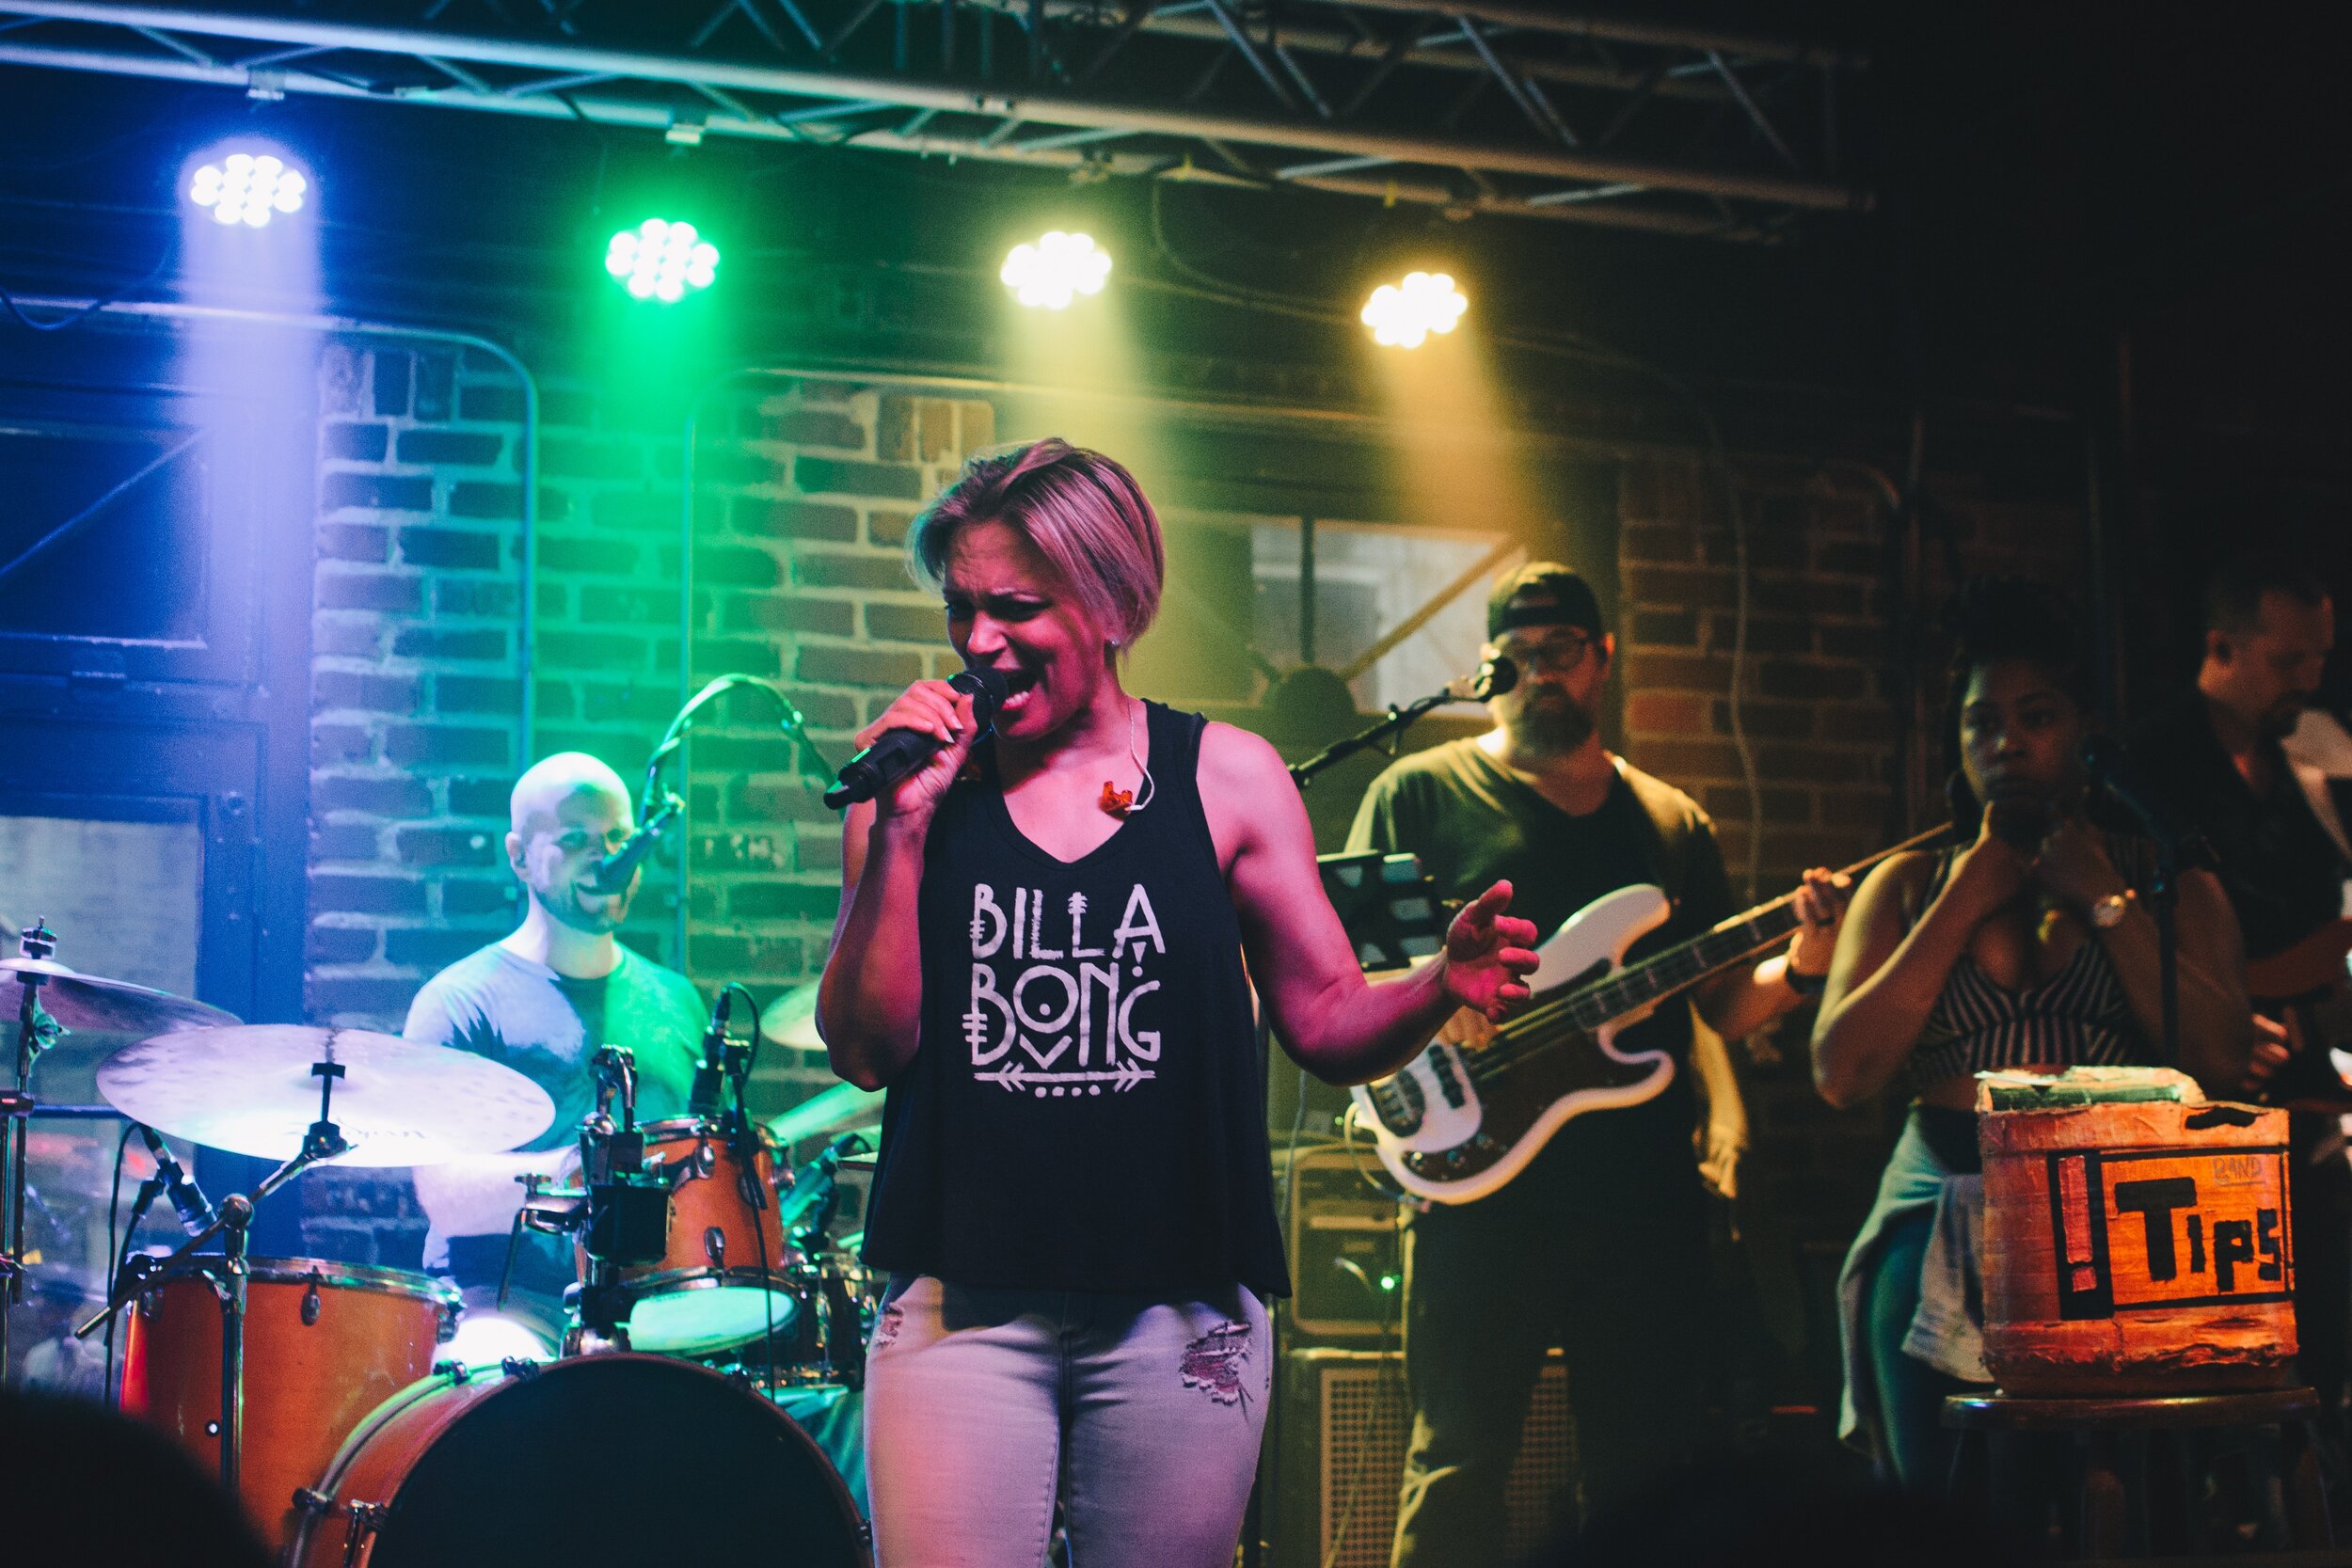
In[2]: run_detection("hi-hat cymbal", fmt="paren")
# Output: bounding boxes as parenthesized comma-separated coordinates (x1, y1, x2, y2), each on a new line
(97, 1026, 555, 1167)
(0, 958, 238, 1040)
(765, 1079, 883, 1148)
(757, 980, 824, 1052)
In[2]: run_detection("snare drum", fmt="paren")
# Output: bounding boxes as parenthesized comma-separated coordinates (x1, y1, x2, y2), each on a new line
(288, 1354, 868, 1568)
(611, 1117, 803, 1355)
(120, 1257, 458, 1550)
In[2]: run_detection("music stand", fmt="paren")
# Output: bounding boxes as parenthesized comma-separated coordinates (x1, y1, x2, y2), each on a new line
(1317, 851, 1449, 972)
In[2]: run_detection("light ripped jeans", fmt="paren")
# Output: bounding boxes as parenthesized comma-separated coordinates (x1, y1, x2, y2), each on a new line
(863, 1274, 1272, 1568)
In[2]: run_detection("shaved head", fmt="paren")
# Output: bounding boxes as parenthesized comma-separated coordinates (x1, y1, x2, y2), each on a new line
(510, 752, 631, 838)
(505, 752, 639, 934)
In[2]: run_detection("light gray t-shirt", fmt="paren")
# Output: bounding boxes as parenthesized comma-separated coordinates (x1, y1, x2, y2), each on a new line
(403, 943, 706, 1272)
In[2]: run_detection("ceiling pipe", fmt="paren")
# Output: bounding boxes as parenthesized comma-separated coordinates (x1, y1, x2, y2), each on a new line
(947, 0, 1745, 104)
(1327, 0, 1867, 70)
(0, 2, 1869, 210)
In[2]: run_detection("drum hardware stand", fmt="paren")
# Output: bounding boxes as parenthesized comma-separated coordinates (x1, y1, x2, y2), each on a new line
(562, 1047, 671, 1346)
(75, 1053, 354, 1495)
(2, 918, 62, 1382)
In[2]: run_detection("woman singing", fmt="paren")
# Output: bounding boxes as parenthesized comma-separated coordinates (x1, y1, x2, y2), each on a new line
(1812, 578, 2252, 1489)
(818, 439, 1539, 1568)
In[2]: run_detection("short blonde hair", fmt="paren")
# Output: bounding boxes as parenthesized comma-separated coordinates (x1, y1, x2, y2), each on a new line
(907, 438, 1165, 647)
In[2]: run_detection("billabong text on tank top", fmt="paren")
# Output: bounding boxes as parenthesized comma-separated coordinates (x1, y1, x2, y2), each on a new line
(961, 880, 1167, 1097)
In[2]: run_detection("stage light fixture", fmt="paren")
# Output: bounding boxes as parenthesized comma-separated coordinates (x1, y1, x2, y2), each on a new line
(187, 151, 308, 229)
(605, 218, 721, 303)
(1000, 230, 1112, 309)
(1361, 271, 1469, 349)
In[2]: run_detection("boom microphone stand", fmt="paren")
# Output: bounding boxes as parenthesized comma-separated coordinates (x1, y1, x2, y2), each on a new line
(1287, 656, 1516, 790)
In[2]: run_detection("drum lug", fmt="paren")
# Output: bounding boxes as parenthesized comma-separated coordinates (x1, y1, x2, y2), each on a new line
(302, 1272, 325, 1326)
(704, 1227, 727, 1269)
(293, 1486, 333, 1515)
(503, 1356, 544, 1382)
(342, 1501, 388, 1568)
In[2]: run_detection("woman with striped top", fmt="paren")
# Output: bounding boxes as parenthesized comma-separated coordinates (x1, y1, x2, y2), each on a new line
(1812, 577, 2252, 1489)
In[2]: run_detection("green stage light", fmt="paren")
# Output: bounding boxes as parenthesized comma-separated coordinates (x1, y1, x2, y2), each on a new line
(606, 218, 720, 303)
(1361, 271, 1468, 348)
(1001, 230, 1111, 309)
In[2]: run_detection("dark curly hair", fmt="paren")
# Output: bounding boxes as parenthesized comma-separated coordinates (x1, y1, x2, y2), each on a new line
(1940, 576, 2093, 829)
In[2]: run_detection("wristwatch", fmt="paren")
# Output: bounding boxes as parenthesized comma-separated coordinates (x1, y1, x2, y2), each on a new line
(2090, 890, 2133, 930)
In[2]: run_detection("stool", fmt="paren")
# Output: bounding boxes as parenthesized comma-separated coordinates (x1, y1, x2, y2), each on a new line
(1943, 1386, 2333, 1560)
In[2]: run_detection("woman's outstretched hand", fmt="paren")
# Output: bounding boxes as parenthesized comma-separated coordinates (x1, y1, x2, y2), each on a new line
(1440, 880, 1541, 1022)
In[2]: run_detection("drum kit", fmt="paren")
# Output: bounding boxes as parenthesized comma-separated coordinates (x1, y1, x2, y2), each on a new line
(2, 929, 879, 1566)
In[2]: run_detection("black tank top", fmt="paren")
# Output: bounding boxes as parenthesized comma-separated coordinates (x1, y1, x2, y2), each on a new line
(859, 701, 1291, 1298)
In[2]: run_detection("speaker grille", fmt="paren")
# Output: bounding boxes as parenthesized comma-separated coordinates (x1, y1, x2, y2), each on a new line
(1309, 1353, 1572, 1567)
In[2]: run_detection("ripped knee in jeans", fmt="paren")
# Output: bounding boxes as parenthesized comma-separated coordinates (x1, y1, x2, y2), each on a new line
(872, 1302, 905, 1349)
(1180, 1321, 1254, 1406)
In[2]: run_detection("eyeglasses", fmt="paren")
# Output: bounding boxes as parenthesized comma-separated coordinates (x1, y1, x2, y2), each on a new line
(1495, 632, 1597, 673)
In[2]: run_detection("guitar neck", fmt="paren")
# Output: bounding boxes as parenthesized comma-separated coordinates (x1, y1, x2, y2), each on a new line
(1556, 898, 1805, 1033)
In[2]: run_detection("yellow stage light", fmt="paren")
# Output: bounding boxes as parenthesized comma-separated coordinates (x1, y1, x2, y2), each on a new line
(1001, 230, 1112, 309)
(1361, 271, 1469, 348)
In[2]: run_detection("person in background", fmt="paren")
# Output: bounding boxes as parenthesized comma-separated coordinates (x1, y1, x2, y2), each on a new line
(1817, 577, 2250, 1488)
(1350, 562, 1847, 1564)
(404, 752, 707, 1342)
(2125, 554, 2348, 1434)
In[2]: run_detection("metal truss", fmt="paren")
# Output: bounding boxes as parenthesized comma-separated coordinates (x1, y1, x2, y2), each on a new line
(0, 1, 1869, 241)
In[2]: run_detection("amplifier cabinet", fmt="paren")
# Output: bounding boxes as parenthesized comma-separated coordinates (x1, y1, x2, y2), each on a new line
(1267, 1348, 1575, 1568)
(1280, 1143, 1405, 1341)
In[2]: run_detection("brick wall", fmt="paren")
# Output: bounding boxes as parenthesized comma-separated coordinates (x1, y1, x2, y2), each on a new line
(301, 341, 996, 1259)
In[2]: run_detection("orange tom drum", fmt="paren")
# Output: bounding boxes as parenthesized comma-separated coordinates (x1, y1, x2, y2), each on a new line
(119, 1258, 457, 1550)
(606, 1117, 804, 1355)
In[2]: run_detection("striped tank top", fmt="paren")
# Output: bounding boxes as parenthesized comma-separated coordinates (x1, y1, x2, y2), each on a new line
(1901, 830, 2154, 1094)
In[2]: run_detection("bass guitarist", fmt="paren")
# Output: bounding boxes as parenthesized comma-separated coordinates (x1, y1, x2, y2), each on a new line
(1346, 563, 1845, 1564)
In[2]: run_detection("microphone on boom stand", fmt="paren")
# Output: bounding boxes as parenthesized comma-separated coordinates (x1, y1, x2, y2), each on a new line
(137, 1125, 216, 1240)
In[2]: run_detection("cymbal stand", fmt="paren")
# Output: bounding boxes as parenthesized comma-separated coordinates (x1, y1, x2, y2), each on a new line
(2, 918, 59, 1382)
(73, 1054, 352, 1494)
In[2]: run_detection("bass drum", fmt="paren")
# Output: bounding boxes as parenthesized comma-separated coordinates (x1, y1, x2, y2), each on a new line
(289, 1354, 868, 1568)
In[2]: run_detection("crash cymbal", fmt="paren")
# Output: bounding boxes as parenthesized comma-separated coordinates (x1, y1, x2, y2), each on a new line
(97, 1025, 555, 1167)
(765, 1079, 883, 1147)
(0, 958, 238, 1040)
(757, 980, 825, 1052)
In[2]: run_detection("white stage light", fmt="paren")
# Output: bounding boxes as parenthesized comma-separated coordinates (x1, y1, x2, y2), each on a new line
(188, 150, 308, 229)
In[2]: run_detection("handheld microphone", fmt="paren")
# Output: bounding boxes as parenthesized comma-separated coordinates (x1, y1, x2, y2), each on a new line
(2078, 736, 2185, 851)
(137, 1125, 215, 1239)
(688, 991, 732, 1118)
(823, 666, 1009, 810)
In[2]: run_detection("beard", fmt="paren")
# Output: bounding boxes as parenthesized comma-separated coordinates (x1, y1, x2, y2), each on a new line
(536, 880, 629, 935)
(1511, 688, 1597, 752)
(2260, 695, 2307, 739)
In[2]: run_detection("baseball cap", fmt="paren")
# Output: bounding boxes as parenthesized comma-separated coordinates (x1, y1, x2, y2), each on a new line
(1486, 562, 1605, 641)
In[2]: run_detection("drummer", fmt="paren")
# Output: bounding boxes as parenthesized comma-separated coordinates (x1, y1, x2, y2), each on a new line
(403, 752, 707, 1339)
